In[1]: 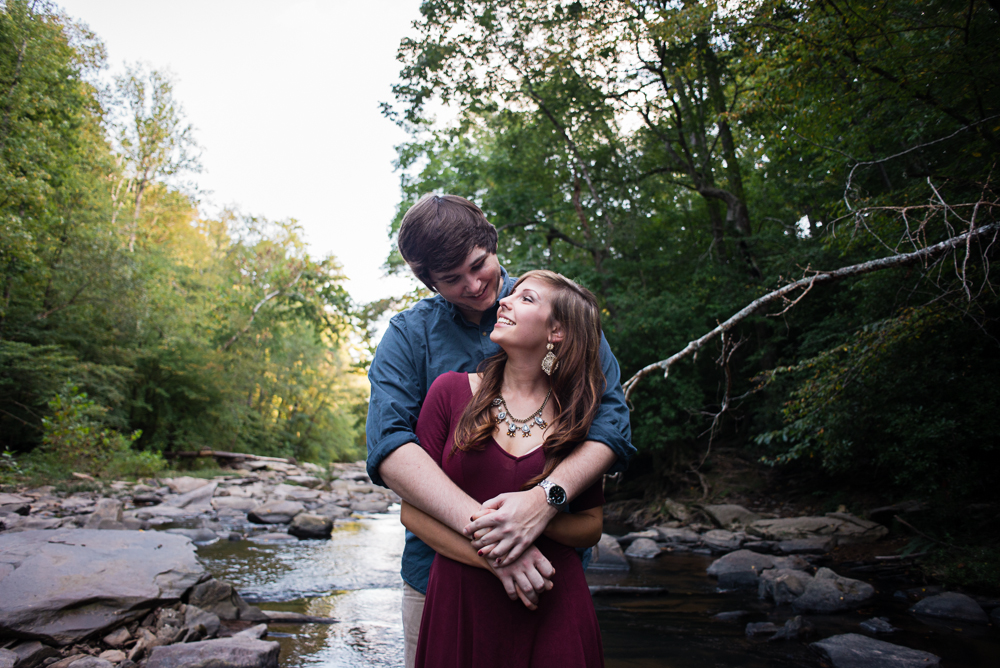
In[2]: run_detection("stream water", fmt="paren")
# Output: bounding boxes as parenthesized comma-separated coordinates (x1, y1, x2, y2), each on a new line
(194, 510, 1000, 667)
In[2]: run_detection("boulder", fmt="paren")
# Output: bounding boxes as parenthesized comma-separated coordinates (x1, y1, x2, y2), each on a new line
(83, 498, 123, 529)
(660, 498, 690, 523)
(0, 529, 204, 645)
(793, 567, 874, 613)
(624, 538, 661, 559)
(248, 500, 304, 524)
(909, 592, 988, 624)
(770, 615, 814, 641)
(0, 493, 32, 516)
(186, 579, 269, 623)
(185, 604, 222, 638)
(654, 526, 701, 544)
(707, 549, 807, 578)
(588, 533, 629, 572)
(810, 634, 940, 668)
(617, 530, 660, 546)
(212, 497, 258, 512)
(145, 637, 280, 668)
(233, 623, 268, 640)
(288, 513, 333, 540)
(702, 529, 744, 552)
(285, 475, 323, 489)
(759, 568, 813, 605)
(7, 640, 61, 668)
(160, 477, 212, 494)
(749, 514, 887, 544)
(164, 482, 217, 512)
(859, 617, 897, 634)
(703, 504, 760, 529)
(349, 498, 389, 513)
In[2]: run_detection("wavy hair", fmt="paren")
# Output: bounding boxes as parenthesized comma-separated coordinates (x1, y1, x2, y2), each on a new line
(453, 270, 605, 489)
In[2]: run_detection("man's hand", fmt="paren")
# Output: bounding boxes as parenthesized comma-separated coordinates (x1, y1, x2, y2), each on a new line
(486, 544, 555, 610)
(464, 487, 557, 565)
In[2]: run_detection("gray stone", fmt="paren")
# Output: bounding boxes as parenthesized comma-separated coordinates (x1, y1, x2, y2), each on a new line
(707, 549, 797, 578)
(750, 514, 887, 544)
(247, 500, 304, 524)
(810, 634, 940, 668)
(624, 538, 661, 559)
(186, 579, 269, 623)
(703, 504, 760, 529)
(777, 536, 835, 554)
(61, 658, 113, 668)
(212, 497, 258, 512)
(145, 637, 279, 668)
(0, 648, 16, 668)
(660, 498, 690, 522)
(98, 650, 127, 663)
(745, 622, 779, 638)
(349, 498, 389, 513)
(288, 513, 333, 539)
(164, 482, 217, 511)
(314, 504, 351, 520)
(165, 528, 220, 545)
(129, 504, 193, 520)
(103, 626, 132, 646)
(0, 529, 204, 645)
(793, 568, 874, 613)
(132, 492, 163, 506)
(654, 526, 701, 544)
(909, 592, 988, 624)
(588, 533, 629, 572)
(16, 516, 65, 530)
(84, 498, 123, 529)
(617, 529, 660, 546)
(0, 493, 32, 515)
(160, 476, 212, 494)
(233, 623, 268, 640)
(860, 617, 897, 634)
(770, 615, 814, 641)
(759, 568, 813, 605)
(185, 604, 222, 639)
(702, 529, 744, 552)
(742, 540, 777, 554)
(8, 640, 61, 668)
(285, 475, 324, 489)
(718, 570, 761, 590)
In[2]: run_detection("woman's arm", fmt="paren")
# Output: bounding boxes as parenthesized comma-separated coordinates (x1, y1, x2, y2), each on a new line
(401, 501, 487, 569)
(543, 506, 603, 548)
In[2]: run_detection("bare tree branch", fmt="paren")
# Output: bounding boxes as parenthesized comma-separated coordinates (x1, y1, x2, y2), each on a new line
(222, 270, 303, 351)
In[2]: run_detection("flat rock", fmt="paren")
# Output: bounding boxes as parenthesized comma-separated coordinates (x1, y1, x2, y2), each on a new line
(707, 549, 806, 578)
(233, 623, 268, 640)
(0, 648, 16, 668)
(703, 504, 760, 529)
(145, 637, 279, 668)
(0, 529, 204, 645)
(909, 592, 988, 623)
(285, 475, 323, 489)
(186, 579, 269, 623)
(165, 528, 219, 545)
(793, 567, 874, 613)
(860, 617, 897, 634)
(777, 536, 835, 554)
(288, 513, 333, 540)
(624, 538, 661, 559)
(160, 477, 212, 494)
(248, 500, 304, 524)
(164, 482, 217, 511)
(770, 615, 814, 641)
(617, 529, 660, 546)
(8, 640, 61, 667)
(212, 497, 258, 512)
(750, 514, 887, 544)
(654, 526, 701, 544)
(702, 529, 744, 552)
(810, 633, 940, 668)
(588, 533, 629, 572)
(249, 532, 298, 544)
(349, 499, 389, 513)
(129, 505, 193, 520)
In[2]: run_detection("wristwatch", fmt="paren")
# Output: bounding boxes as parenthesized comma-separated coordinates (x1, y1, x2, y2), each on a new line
(538, 479, 569, 512)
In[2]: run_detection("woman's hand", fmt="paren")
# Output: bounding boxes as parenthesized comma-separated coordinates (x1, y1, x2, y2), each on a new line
(486, 544, 555, 610)
(464, 487, 557, 565)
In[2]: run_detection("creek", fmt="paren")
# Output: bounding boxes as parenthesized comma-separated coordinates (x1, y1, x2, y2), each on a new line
(193, 510, 1000, 667)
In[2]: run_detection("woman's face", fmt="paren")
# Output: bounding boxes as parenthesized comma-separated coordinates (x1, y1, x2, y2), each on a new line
(490, 277, 560, 351)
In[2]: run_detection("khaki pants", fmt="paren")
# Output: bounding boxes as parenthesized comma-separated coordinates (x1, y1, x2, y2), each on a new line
(402, 583, 426, 668)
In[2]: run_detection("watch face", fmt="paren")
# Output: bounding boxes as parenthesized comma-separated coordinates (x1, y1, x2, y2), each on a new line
(548, 484, 567, 506)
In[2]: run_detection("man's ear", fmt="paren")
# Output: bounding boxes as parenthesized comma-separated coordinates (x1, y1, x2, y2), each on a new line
(549, 321, 565, 344)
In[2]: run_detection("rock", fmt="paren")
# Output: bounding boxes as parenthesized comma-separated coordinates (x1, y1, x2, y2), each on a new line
(56, 658, 113, 668)
(654, 526, 701, 544)
(314, 505, 351, 520)
(0, 493, 32, 515)
(745, 622, 779, 638)
(288, 513, 333, 539)
(132, 492, 163, 506)
(165, 528, 220, 545)
(273, 484, 320, 501)
(144, 637, 279, 668)
(711, 610, 749, 621)
(248, 532, 298, 544)
(624, 538, 661, 559)
(617, 529, 660, 546)
(349, 498, 389, 513)
(103, 626, 132, 646)
(742, 541, 777, 554)
(0, 648, 16, 668)
(285, 475, 323, 489)
(233, 623, 268, 640)
(707, 549, 781, 578)
(660, 498, 690, 522)
(909, 592, 988, 623)
(588, 533, 629, 572)
(262, 611, 337, 624)
(185, 604, 222, 638)
(129, 505, 193, 520)
(16, 516, 65, 530)
(703, 504, 760, 529)
(702, 529, 744, 552)
(718, 570, 762, 590)
(186, 579, 270, 623)
(247, 500, 304, 524)
(810, 634, 940, 668)
(0, 529, 204, 645)
(770, 615, 814, 641)
(84, 498, 123, 529)
(164, 482, 217, 512)
(859, 617, 897, 634)
(160, 477, 212, 494)
(759, 568, 813, 605)
(99, 649, 127, 663)
(7, 640, 61, 668)
(212, 497, 258, 512)
(749, 514, 887, 544)
(793, 567, 875, 613)
(777, 536, 835, 554)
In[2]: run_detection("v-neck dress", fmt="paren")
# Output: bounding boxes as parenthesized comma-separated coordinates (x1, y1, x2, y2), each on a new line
(413, 371, 604, 668)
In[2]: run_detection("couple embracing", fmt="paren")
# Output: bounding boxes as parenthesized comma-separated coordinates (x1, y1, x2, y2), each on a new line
(366, 194, 634, 667)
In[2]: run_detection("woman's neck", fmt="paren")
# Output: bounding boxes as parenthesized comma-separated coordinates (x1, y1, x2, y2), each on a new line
(500, 352, 549, 399)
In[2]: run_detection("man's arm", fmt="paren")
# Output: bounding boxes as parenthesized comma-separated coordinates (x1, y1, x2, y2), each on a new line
(465, 333, 633, 563)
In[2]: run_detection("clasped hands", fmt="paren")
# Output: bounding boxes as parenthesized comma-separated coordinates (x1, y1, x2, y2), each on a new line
(463, 486, 558, 610)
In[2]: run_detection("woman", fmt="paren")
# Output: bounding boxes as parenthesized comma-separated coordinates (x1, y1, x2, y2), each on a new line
(401, 270, 607, 668)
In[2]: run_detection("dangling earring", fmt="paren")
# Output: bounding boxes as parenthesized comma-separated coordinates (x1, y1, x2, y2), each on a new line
(541, 342, 559, 376)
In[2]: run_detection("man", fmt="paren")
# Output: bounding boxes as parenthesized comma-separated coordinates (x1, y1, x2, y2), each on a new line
(366, 194, 634, 667)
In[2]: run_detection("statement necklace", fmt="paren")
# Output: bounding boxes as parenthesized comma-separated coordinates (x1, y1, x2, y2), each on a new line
(492, 390, 551, 438)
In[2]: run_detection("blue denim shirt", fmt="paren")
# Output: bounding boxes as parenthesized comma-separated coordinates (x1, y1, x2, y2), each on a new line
(366, 267, 634, 593)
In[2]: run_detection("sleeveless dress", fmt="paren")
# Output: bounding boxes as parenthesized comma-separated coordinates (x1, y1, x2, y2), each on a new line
(413, 371, 604, 668)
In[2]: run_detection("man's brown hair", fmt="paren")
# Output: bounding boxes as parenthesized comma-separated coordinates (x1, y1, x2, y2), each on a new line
(397, 194, 499, 291)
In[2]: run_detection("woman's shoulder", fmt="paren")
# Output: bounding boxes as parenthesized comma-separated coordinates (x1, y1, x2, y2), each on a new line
(428, 371, 472, 400)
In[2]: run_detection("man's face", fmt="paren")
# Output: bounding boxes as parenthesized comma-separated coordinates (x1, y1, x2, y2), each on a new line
(428, 248, 502, 318)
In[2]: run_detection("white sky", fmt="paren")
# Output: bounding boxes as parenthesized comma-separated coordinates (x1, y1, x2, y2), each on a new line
(58, 0, 421, 304)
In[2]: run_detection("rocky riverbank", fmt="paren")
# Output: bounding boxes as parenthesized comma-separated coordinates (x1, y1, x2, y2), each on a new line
(0, 460, 397, 668)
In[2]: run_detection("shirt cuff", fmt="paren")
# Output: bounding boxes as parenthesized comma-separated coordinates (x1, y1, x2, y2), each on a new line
(367, 430, 421, 488)
(583, 424, 634, 475)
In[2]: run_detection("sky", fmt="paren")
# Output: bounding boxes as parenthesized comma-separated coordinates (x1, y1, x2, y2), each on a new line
(57, 0, 423, 305)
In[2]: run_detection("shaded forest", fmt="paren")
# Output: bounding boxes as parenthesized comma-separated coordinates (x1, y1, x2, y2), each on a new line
(383, 0, 1000, 586)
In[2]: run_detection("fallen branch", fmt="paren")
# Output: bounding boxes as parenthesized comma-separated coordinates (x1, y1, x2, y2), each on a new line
(622, 221, 1000, 401)
(164, 449, 297, 465)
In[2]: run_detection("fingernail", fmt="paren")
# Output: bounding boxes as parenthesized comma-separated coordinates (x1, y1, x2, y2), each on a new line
(477, 550, 483, 556)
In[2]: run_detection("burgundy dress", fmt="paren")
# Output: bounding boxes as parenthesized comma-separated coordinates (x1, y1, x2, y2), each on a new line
(413, 371, 604, 668)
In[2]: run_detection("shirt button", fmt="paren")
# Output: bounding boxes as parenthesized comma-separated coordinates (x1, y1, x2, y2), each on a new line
(482, 331, 487, 336)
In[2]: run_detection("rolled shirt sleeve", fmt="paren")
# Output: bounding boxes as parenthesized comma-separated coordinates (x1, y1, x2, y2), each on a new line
(587, 333, 635, 474)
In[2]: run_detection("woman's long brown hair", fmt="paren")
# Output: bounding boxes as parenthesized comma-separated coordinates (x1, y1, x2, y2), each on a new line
(452, 270, 605, 489)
